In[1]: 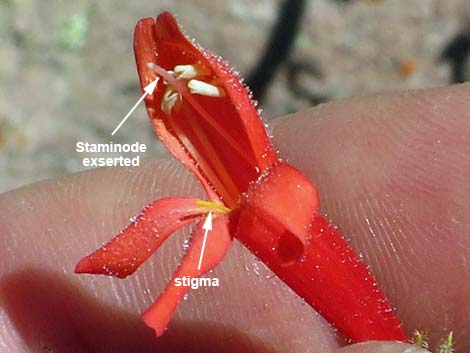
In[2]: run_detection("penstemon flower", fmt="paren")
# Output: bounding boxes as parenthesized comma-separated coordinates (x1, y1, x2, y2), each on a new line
(76, 12, 408, 343)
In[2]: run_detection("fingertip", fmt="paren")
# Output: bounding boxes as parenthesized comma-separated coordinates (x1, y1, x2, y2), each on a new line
(271, 84, 470, 350)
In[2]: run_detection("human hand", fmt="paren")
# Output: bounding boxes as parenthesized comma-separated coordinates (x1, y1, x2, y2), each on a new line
(1, 84, 468, 353)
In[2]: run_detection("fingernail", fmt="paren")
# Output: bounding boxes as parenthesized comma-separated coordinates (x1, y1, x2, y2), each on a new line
(333, 341, 431, 353)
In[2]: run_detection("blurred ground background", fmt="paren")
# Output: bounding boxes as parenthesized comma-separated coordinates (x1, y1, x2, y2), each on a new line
(0, 0, 469, 192)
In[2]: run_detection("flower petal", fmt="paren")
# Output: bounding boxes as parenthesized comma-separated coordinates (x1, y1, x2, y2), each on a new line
(133, 18, 220, 202)
(142, 213, 232, 336)
(241, 163, 319, 264)
(75, 197, 206, 279)
(237, 172, 407, 342)
(134, 13, 277, 206)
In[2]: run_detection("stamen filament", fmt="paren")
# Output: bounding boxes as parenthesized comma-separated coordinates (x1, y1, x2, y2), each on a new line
(183, 105, 240, 202)
(165, 112, 237, 206)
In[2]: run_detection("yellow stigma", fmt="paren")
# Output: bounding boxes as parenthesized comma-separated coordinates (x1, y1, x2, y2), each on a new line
(195, 200, 231, 213)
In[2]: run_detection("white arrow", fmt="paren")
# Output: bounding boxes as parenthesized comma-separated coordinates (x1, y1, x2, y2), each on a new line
(197, 211, 213, 271)
(111, 78, 159, 136)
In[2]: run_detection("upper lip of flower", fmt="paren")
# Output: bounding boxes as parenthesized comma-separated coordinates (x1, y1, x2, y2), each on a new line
(133, 13, 278, 208)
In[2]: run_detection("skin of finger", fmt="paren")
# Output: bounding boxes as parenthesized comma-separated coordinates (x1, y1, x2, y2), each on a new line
(273, 83, 470, 352)
(333, 341, 430, 353)
(0, 159, 338, 353)
(1, 84, 469, 352)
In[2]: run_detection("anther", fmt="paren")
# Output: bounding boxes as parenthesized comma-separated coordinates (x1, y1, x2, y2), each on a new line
(161, 87, 181, 113)
(174, 64, 210, 79)
(188, 79, 225, 97)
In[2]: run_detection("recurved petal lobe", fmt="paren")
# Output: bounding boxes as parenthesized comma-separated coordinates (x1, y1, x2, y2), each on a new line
(75, 197, 206, 278)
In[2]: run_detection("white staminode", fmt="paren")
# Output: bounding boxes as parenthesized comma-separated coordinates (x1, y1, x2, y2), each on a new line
(174, 64, 210, 79)
(188, 79, 225, 97)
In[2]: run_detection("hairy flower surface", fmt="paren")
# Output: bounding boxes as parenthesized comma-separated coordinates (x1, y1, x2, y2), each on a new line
(76, 12, 408, 342)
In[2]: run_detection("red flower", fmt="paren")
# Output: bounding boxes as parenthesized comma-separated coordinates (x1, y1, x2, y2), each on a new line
(76, 12, 408, 342)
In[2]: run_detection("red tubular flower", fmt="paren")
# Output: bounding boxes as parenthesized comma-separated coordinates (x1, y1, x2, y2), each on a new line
(75, 12, 408, 342)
